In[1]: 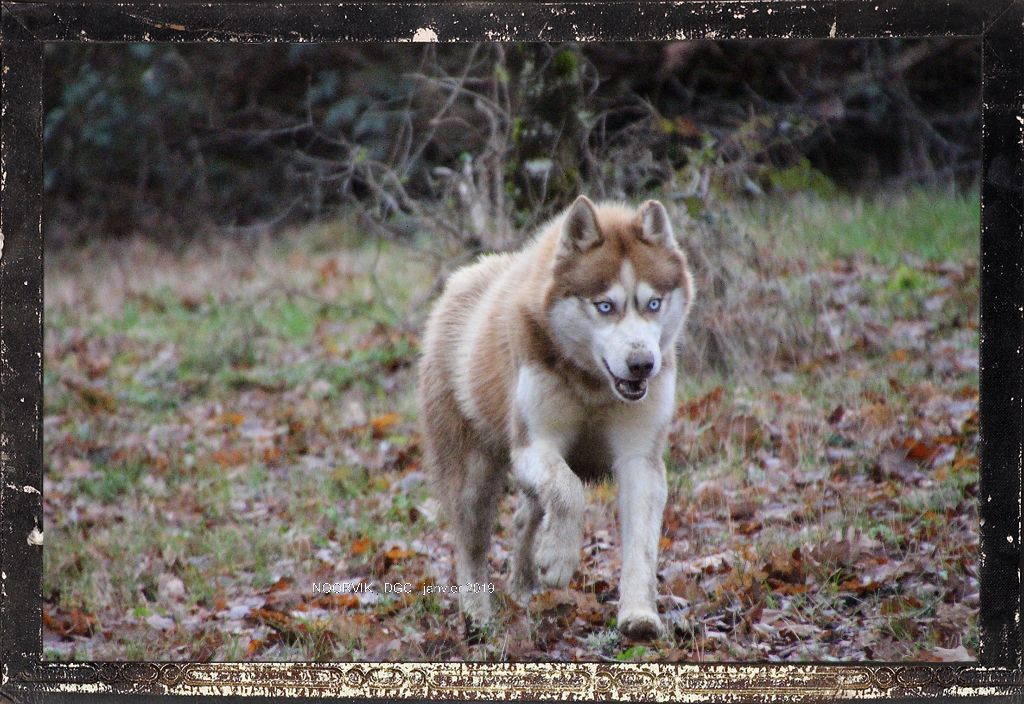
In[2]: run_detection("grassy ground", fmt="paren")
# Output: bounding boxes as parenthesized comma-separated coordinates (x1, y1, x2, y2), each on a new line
(43, 189, 979, 661)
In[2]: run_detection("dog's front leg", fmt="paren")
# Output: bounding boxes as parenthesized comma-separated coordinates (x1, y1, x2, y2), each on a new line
(511, 443, 585, 589)
(510, 366, 585, 592)
(613, 455, 667, 639)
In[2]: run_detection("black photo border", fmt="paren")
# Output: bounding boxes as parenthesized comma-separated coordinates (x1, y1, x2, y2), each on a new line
(1, 1, 1022, 700)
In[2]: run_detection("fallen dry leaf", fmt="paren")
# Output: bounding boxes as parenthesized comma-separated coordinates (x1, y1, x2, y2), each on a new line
(370, 413, 401, 437)
(350, 537, 373, 556)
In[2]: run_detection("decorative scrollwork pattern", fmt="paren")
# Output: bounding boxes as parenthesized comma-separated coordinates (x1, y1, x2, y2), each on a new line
(11, 661, 1024, 700)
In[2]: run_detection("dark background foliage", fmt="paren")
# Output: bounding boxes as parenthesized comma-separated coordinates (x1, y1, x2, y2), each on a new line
(44, 39, 980, 246)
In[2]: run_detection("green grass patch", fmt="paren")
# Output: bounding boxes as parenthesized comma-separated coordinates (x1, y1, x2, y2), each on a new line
(750, 189, 978, 263)
(78, 458, 147, 503)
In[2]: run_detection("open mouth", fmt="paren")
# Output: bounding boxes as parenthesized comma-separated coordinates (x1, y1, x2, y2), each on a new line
(603, 360, 649, 401)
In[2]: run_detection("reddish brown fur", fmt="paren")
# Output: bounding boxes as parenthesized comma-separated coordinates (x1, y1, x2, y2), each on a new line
(549, 220, 688, 303)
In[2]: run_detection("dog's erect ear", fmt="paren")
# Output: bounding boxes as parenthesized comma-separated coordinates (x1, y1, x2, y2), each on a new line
(637, 200, 677, 248)
(560, 195, 603, 255)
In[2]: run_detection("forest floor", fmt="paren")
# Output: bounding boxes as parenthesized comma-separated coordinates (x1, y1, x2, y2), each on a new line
(43, 190, 979, 662)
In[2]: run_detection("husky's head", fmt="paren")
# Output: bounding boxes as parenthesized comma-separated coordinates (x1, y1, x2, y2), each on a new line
(547, 196, 695, 403)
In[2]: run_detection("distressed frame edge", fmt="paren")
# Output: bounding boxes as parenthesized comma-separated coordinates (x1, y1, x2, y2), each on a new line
(0, 0, 1020, 700)
(6, 661, 1024, 700)
(0, 17, 45, 694)
(0, 0, 1016, 44)
(978, 0, 1024, 674)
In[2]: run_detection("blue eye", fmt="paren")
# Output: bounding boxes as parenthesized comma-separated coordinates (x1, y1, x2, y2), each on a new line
(594, 301, 614, 315)
(647, 298, 662, 312)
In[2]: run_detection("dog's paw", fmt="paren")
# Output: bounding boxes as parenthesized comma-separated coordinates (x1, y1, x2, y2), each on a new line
(617, 607, 664, 640)
(464, 609, 495, 642)
(509, 567, 539, 605)
(536, 545, 577, 588)
(535, 522, 581, 588)
(460, 590, 493, 628)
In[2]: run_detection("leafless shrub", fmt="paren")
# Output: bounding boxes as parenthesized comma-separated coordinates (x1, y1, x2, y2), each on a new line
(669, 200, 825, 379)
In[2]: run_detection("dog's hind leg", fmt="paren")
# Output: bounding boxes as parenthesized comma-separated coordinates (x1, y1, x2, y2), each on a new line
(418, 365, 499, 628)
(509, 489, 542, 603)
(450, 449, 502, 625)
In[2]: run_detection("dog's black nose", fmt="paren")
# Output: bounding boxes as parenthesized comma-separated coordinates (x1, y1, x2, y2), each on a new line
(627, 352, 655, 379)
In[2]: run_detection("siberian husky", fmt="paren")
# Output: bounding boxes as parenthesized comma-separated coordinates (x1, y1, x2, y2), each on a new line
(417, 196, 695, 639)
